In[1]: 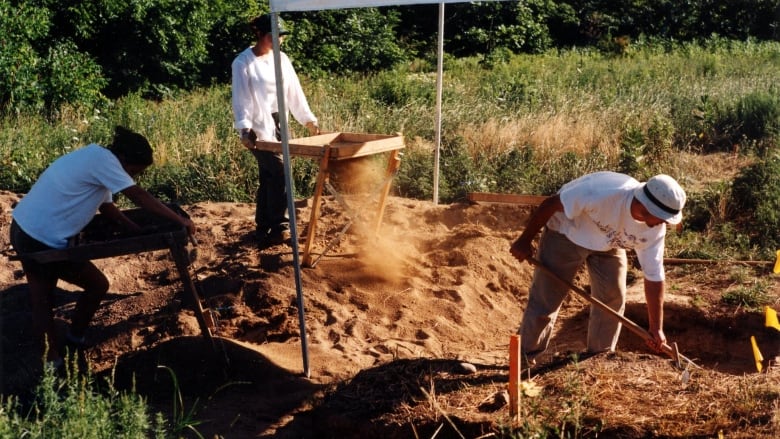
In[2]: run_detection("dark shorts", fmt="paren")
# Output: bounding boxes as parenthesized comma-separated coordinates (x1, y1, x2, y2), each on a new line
(10, 219, 87, 278)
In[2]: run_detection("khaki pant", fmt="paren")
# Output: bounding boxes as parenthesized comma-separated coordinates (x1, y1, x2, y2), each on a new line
(519, 229, 627, 360)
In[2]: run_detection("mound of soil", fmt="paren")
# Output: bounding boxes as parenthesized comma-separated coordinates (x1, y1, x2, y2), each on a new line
(1, 188, 778, 438)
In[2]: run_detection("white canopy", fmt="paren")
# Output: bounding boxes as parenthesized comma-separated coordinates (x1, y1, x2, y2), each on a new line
(266, 0, 509, 377)
(271, 0, 477, 12)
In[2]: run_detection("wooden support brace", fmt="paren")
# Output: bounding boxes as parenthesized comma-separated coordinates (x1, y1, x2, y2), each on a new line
(374, 149, 402, 234)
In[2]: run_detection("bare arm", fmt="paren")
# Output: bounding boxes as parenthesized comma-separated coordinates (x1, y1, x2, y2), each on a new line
(98, 202, 142, 233)
(644, 278, 666, 352)
(119, 185, 195, 236)
(509, 194, 563, 263)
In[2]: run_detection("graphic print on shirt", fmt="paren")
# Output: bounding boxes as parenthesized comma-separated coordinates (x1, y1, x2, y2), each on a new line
(595, 220, 647, 249)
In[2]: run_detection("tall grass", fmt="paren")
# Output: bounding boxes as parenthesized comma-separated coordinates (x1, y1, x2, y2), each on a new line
(1, 38, 778, 203)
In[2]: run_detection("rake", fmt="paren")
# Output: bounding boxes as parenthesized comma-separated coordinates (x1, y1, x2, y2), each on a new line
(527, 257, 700, 369)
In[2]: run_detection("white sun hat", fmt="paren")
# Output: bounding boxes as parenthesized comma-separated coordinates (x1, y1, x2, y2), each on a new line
(634, 174, 686, 225)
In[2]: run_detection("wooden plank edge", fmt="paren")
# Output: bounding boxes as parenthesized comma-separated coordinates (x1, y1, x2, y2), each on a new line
(467, 192, 548, 206)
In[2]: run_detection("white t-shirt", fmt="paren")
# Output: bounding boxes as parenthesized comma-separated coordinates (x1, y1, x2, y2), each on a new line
(231, 48, 317, 141)
(12, 144, 135, 249)
(546, 171, 667, 281)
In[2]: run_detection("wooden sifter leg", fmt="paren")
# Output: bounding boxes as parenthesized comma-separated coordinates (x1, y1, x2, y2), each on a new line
(302, 145, 332, 267)
(373, 149, 402, 234)
(167, 235, 214, 349)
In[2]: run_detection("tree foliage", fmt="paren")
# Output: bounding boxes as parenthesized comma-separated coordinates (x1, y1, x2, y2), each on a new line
(285, 8, 405, 75)
(0, 0, 106, 114)
(0, 0, 778, 114)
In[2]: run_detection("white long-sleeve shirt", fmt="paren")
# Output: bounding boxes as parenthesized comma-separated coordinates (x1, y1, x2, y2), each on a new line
(231, 48, 317, 141)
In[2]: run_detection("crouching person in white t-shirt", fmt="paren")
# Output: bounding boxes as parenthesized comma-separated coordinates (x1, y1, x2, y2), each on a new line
(509, 171, 686, 367)
(10, 126, 196, 371)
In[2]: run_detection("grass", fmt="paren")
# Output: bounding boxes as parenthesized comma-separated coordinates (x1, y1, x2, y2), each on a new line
(1, 38, 778, 200)
(0, 355, 168, 439)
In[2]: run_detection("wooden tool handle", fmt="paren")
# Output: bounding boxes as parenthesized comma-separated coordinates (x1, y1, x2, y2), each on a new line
(664, 257, 769, 266)
(527, 257, 699, 367)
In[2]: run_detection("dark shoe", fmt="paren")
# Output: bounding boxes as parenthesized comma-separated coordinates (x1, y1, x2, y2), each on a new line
(266, 229, 291, 246)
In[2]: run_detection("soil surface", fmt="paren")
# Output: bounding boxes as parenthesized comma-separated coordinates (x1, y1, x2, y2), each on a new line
(1, 188, 779, 438)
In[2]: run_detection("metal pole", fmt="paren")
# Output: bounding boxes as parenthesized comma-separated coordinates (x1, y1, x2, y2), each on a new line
(432, 3, 444, 205)
(270, 13, 311, 378)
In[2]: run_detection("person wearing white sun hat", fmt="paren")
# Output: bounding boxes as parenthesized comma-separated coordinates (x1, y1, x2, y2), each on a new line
(509, 171, 686, 366)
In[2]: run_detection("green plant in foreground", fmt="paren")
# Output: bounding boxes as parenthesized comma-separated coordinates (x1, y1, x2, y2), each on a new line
(157, 365, 205, 439)
(0, 356, 166, 439)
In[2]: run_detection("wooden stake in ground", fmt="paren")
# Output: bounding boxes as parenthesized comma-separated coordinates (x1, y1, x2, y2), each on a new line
(509, 334, 521, 420)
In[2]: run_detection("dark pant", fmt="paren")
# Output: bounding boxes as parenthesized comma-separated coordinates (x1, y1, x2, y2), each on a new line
(251, 112, 289, 236)
(10, 220, 109, 358)
(10, 220, 85, 277)
(250, 149, 289, 236)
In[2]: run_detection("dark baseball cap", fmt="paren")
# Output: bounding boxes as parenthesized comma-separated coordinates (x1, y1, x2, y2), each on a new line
(250, 14, 290, 35)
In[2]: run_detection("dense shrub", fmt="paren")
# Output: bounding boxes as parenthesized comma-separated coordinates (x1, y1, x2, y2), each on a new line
(672, 91, 780, 154)
(730, 156, 780, 253)
(0, 1, 106, 115)
(286, 8, 406, 75)
(44, 0, 215, 99)
(2, 0, 780, 114)
(556, 0, 780, 44)
(395, 146, 435, 200)
(731, 91, 780, 155)
(0, 359, 166, 438)
(445, 0, 557, 56)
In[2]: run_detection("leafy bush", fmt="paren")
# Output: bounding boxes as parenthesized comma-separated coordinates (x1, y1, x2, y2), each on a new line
(731, 91, 780, 155)
(446, 0, 557, 56)
(394, 146, 435, 201)
(435, 134, 479, 203)
(730, 156, 780, 253)
(42, 41, 108, 112)
(683, 181, 730, 232)
(0, 1, 105, 115)
(46, 0, 215, 99)
(286, 8, 406, 75)
(673, 91, 780, 154)
(368, 70, 435, 108)
(488, 147, 541, 194)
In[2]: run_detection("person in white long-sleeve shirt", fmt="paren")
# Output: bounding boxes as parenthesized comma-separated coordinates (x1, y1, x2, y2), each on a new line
(231, 14, 319, 247)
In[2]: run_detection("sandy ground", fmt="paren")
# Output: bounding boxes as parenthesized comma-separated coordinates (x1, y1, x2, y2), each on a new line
(1, 186, 779, 438)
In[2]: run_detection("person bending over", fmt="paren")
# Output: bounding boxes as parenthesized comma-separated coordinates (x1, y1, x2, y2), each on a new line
(10, 126, 195, 369)
(509, 171, 686, 365)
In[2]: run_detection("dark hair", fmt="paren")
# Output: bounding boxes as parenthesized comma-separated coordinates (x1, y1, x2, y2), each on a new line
(108, 126, 153, 166)
(250, 14, 290, 36)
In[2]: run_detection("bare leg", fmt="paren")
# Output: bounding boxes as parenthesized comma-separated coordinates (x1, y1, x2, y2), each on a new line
(26, 272, 60, 362)
(60, 261, 109, 338)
